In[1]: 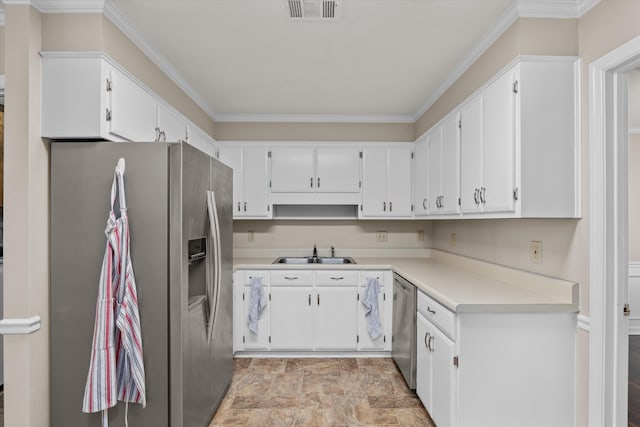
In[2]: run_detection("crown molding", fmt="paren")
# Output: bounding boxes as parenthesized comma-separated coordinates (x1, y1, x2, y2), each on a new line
(516, 0, 600, 18)
(215, 114, 415, 124)
(412, 1, 520, 121)
(2, 0, 105, 13)
(103, 0, 219, 121)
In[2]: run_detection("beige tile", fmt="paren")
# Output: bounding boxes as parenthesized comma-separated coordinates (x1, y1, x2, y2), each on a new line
(322, 396, 372, 425)
(367, 396, 423, 409)
(246, 408, 299, 427)
(303, 358, 343, 375)
(285, 358, 305, 373)
(292, 407, 323, 427)
(231, 395, 299, 409)
(302, 371, 342, 395)
(267, 373, 304, 396)
(359, 373, 395, 396)
(248, 358, 287, 374)
(368, 408, 400, 425)
(394, 407, 436, 427)
(229, 373, 275, 396)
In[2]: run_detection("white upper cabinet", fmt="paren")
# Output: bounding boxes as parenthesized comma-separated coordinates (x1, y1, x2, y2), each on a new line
(454, 56, 579, 218)
(41, 53, 212, 148)
(270, 145, 360, 194)
(156, 102, 188, 143)
(440, 113, 461, 215)
(361, 144, 413, 218)
(108, 66, 158, 142)
(413, 135, 429, 216)
(315, 146, 361, 193)
(270, 146, 315, 192)
(218, 144, 271, 219)
(460, 95, 485, 214)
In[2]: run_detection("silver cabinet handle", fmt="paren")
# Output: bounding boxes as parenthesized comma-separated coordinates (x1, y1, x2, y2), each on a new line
(424, 332, 430, 349)
(473, 188, 479, 205)
(155, 127, 160, 142)
(427, 306, 436, 315)
(480, 187, 486, 204)
(244, 202, 247, 212)
(317, 294, 320, 305)
(428, 335, 434, 352)
(317, 177, 320, 188)
(237, 202, 241, 212)
(310, 177, 313, 188)
(331, 277, 344, 280)
(383, 201, 386, 211)
(308, 294, 311, 305)
(389, 201, 393, 212)
(423, 198, 427, 209)
(284, 276, 299, 280)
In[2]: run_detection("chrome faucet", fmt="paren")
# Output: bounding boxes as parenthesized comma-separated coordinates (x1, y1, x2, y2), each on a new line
(331, 246, 335, 258)
(312, 243, 318, 260)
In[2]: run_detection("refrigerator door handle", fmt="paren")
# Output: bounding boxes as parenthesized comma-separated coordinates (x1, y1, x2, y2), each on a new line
(206, 190, 222, 343)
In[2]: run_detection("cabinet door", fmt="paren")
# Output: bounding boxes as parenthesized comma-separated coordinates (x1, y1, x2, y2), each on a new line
(109, 68, 157, 142)
(269, 286, 313, 349)
(431, 325, 456, 427)
(460, 95, 484, 213)
(441, 113, 461, 214)
(313, 287, 358, 350)
(270, 146, 315, 192)
(242, 146, 271, 217)
(483, 71, 516, 213)
(315, 146, 361, 193)
(416, 313, 433, 413)
(427, 128, 443, 213)
(387, 146, 413, 217)
(157, 103, 187, 142)
(218, 145, 243, 216)
(242, 286, 270, 349)
(361, 147, 388, 216)
(358, 288, 386, 350)
(413, 136, 430, 216)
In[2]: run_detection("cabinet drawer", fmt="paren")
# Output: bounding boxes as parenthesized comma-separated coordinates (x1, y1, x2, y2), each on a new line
(238, 270, 269, 286)
(270, 270, 313, 286)
(418, 291, 456, 340)
(315, 270, 359, 286)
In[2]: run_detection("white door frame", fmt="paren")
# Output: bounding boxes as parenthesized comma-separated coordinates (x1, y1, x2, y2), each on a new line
(589, 34, 640, 427)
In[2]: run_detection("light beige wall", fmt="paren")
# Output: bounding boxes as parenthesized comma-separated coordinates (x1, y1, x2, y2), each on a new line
(415, 18, 579, 136)
(234, 220, 432, 252)
(40, 13, 215, 137)
(4, 4, 49, 426)
(0, 26, 5, 74)
(630, 134, 640, 262)
(214, 121, 415, 142)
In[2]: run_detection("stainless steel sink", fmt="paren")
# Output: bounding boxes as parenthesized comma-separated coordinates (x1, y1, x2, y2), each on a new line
(315, 257, 356, 264)
(272, 256, 356, 264)
(273, 257, 315, 264)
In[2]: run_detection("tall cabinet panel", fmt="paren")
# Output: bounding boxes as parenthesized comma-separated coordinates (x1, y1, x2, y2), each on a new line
(427, 127, 443, 213)
(482, 70, 516, 213)
(361, 146, 388, 216)
(460, 96, 484, 213)
(109, 67, 158, 142)
(440, 113, 461, 214)
(218, 144, 271, 219)
(387, 146, 413, 216)
(413, 135, 429, 216)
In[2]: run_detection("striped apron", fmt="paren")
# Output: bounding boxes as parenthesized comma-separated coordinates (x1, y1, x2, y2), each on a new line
(83, 161, 146, 426)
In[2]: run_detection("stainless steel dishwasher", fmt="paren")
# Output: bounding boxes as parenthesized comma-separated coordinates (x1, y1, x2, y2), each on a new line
(392, 272, 417, 390)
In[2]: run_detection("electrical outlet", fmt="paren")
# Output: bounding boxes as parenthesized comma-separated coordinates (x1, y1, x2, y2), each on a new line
(248, 230, 255, 242)
(376, 231, 388, 242)
(450, 232, 457, 248)
(417, 230, 425, 242)
(530, 240, 542, 264)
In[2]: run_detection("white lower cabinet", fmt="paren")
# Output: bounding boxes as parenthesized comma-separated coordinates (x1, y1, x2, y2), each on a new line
(415, 289, 575, 427)
(313, 286, 358, 350)
(270, 286, 314, 350)
(234, 269, 392, 353)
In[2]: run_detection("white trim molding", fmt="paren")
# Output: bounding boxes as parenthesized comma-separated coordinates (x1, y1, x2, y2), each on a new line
(0, 316, 41, 335)
(589, 33, 640, 427)
(629, 127, 640, 135)
(516, 0, 600, 18)
(578, 314, 591, 332)
(2, 0, 105, 13)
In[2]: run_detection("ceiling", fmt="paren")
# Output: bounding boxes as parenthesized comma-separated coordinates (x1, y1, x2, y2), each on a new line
(6, 0, 599, 122)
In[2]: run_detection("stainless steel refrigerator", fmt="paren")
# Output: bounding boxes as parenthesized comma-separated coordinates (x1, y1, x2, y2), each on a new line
(50, 141, 233, 427)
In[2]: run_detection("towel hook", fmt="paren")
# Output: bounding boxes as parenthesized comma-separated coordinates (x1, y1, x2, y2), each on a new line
(116, 158, 126, 175)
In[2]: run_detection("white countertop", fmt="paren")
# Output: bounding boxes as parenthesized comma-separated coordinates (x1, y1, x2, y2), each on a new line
(233, 250, 579, 314)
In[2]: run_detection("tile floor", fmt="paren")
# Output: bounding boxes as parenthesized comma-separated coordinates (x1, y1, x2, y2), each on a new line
(210, 358, 434, 427)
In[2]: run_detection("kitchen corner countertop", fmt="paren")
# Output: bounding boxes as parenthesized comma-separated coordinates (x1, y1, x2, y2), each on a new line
(233, 250, 579, 314)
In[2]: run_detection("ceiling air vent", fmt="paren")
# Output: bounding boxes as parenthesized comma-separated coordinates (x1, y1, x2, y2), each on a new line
(287, 0, 339, 19)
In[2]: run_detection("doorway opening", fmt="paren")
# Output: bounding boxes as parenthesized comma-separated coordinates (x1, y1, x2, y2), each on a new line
(589, 35, 640, 427)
